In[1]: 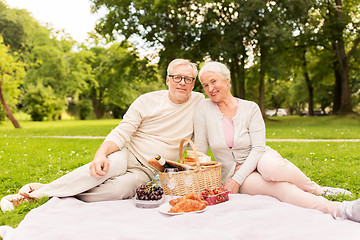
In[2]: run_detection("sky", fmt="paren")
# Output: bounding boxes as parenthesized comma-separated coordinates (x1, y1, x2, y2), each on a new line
(5, 0, 106, 44)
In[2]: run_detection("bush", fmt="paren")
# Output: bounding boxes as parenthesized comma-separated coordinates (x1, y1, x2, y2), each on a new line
(22, 84, 66, 121)
(78, 99, 93, 120)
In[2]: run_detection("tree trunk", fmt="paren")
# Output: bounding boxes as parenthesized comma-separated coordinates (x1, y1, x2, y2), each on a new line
(0, 83, 21, 128)
(333, 36, 352, 114)
(91, 88, 103, 119)
(302, 50, 314, 116)
(230, 43, 246, 99)
(259, 45, 266, 117)
(230, 60, 240, 98)
(338, 56, 352, 114)
(239, 45, 246, 99)
(332, 59, 342, 113)
(332, 0, 353, 114)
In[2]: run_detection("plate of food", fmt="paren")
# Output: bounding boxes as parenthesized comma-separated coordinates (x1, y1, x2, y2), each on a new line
(159, 202, 207, 215)
(158, 193, 208, 215)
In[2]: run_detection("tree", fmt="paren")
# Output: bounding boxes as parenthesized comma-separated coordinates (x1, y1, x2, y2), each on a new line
(0, 37, 24, 127)
(198, 0, 249, 99)
(317, 0, 360, 114)
(0, 1, 34, 51)
(1, 1, 89, 120)
(91, 0, 203, 74)
(86, 42, 160, 119)
(22, 84, 65, 121)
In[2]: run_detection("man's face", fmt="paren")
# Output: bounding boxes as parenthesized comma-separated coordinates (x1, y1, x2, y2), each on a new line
(166, 64, 195, 104)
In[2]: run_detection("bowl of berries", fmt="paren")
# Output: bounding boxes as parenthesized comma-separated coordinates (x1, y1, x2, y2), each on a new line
(201, 187, 230, 205)
(134, 181, 164, 208)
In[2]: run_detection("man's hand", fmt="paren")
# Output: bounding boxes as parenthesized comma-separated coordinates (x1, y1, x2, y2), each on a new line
(222, 179, 240, 194)
(89, 141, 119, 178)
(89, 155, 109, 178)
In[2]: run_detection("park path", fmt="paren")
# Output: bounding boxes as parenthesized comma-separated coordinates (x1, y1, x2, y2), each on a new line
(32, 136, 360, 142)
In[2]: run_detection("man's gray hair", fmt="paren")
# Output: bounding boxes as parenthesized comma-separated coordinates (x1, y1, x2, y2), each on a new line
(199, 61, 230, 81)
(167, 59, 198, 77)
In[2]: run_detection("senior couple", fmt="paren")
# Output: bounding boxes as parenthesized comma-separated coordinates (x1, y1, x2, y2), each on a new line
(1, 59, 360, 223)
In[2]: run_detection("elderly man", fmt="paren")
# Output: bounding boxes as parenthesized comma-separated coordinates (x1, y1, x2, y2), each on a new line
(1, 59, 204, 211)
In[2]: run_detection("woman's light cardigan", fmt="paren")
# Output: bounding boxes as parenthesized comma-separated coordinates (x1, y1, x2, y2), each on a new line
(193, 98, 266, 185)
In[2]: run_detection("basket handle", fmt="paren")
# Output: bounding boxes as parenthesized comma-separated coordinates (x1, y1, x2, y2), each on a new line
(179, 138, 201, 171)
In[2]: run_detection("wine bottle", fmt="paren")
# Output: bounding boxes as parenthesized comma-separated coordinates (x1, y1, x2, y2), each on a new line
(155, 155, 176, 169)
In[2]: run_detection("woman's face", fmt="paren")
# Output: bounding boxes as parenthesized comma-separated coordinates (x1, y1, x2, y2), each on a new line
(200, 71, 230, 103)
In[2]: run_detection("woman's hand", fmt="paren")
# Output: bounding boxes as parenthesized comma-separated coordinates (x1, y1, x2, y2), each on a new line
(222, 179, 240, 194)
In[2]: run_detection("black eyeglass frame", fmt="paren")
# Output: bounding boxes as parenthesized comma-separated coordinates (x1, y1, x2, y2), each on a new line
(168, 75, 195, 84)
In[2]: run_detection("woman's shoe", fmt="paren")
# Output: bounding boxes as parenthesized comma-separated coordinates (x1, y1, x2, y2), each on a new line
(339, 198, 360, 222)
(321, 186, 352, 197)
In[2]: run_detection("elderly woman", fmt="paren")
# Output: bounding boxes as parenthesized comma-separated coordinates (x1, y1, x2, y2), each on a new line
(193, 61, 360, 222)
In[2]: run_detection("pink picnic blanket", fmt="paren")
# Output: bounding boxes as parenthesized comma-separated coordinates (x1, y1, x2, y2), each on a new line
(1, 194, 360, 240)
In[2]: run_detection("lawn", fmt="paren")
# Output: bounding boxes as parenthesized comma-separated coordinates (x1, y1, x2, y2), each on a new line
(265, 115, 360, 139)
(0, 119, 119, 137)
(0, 115, 359, 228)
(1, 115, 359, 139)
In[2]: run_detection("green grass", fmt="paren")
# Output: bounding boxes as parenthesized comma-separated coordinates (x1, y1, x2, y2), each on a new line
(0, 115, 360, 228)
(0, 119, 119, 137)
(265, 115, 360, 139)
(1, 115, 359, 138)
(0, 137, 103, 228)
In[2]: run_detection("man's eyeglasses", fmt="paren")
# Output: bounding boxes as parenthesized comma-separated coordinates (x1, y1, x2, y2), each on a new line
(168, 75, 195, 84)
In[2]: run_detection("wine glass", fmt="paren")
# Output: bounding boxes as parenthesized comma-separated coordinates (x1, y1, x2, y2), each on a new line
(184, 168, 194, 190)
(164, 168, 178, 199)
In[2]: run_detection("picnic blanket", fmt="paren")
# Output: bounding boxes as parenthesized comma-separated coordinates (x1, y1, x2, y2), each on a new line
(1, 194, 360, 240)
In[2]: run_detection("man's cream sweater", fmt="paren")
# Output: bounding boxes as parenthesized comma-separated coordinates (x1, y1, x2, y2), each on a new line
(105, 90, 204, 172)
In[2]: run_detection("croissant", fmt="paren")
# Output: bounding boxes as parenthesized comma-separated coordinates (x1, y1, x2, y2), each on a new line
(169, 199, 207, 213)
(169, 193, 208, 206)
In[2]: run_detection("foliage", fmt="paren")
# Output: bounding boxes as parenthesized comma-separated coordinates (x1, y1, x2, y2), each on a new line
(78, 98, 93, 120)
(0, 38, 24, 107)
(91, 0, 205, 74)
(265, 79, 290, 110)
(308, 0, 360, 114)
(0, 1, 164, 122)
(0, 36, 25, 127)
(22, 84, 66, 121)
(86, 42, 162, 119)
(1, 0, 360, 121)
(90, 0, 360, 115)
(286, 76, 308, 114)
(0, 1, 40, 51)
(22, 40, 95, 105)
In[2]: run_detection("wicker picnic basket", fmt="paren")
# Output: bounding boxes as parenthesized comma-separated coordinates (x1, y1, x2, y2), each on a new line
(158, 138, 222, 196)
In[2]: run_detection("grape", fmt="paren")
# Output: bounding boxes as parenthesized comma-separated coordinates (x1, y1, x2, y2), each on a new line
(135, 180, 164, 201)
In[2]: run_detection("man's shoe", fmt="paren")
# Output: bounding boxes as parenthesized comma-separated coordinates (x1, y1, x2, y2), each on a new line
(0, 193, 38, 213)
(18, 183, 46, 195)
